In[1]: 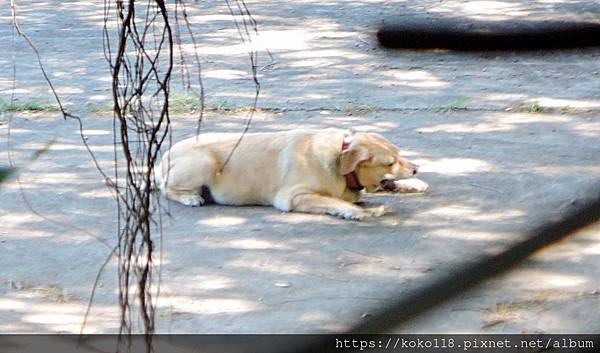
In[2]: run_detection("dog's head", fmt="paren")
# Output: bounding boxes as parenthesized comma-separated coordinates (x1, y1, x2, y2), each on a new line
(339, 132, 418, 192)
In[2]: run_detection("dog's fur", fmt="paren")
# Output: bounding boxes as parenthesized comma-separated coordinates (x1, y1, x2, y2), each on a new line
(155, 129, 428, 220)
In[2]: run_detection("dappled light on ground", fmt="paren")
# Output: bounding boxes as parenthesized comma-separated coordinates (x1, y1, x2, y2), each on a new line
(419, 158, 493, 175)
(1, 0, 599, 335)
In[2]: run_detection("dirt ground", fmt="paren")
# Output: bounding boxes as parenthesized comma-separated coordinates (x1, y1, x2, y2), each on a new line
(1, 0, 599, 333)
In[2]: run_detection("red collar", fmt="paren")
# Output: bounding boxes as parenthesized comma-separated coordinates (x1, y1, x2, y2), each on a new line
(342, 137, 364, 192)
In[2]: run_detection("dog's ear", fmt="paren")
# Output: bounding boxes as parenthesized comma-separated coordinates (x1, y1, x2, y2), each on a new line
(339, 143, 371, 175)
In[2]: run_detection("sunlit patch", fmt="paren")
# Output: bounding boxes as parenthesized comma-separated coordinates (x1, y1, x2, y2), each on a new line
(48, 143, 114, 152)
(0, 213, 49, 231)
(193, 277, 235, 290)
(24, 313, 82, 325)
(540, 274, 587, 288)
(88, 94, 110, 101)
(78, 129, 111, 136)
(163, 276, 235, 291)
(198, 216, 246, 227)
(391, 70, 449, 88)
(510, 270, 587, 289)
(163, 296, 260, 315)
(583, 243, 600, 255)
(419, 158, 492, 175)
(300, 93, 332, 100)
(185, 28, 356, 55)
(418, 122, 512, 133)
(289, 59, 333, 68)
(498, 113, 570, 124)
(532, 97, 599, 109)
(256, 30, 314, 50)
(429, 229, 512, 241)
(424, 205, 523, 221)
(198, 237, 290, 250)
(203, 69, 248, 80)
(226, 238, 290, 250)
(0, 299, 27, 310)
(461, 1, 518, 14)
(15, 172, 82, 185)
(571, 122, 600, 138)
(431, 0, 530, 20)
(298, 311, 332, 323)
(54, 87, 83, 94)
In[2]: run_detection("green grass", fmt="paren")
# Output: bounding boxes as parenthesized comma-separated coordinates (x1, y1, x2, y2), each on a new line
(342, 103, 377, 113)
(0, 98, 59, 112)
(520, 101, 550, 113)
(430, 99, 468, 112)
(214, 99, 236, 111)
(86, 94, 203, 114)
(328, 102, 378, 113)
(85, 95, 253, 114)
(169, 92, 203, 113)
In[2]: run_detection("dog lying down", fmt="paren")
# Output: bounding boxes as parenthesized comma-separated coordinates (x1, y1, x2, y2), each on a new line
(155, 129, 428, 220)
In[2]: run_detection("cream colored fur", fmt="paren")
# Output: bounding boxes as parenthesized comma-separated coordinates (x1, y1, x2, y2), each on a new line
(155, 128, 427, 220)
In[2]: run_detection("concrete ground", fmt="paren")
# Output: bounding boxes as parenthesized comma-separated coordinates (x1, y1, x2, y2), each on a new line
(0, 0, 599, 333)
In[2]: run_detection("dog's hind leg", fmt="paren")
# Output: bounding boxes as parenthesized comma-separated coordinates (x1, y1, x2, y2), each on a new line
(159, 152, 218, 207)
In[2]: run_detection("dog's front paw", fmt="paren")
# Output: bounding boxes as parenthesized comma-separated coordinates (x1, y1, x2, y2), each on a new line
(336, 208, 368, 221)
(390, 178, 429, 193)
(180, 194, 205, 207)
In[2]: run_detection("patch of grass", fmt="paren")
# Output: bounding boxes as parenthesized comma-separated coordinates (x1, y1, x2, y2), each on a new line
(430, 99, 468, 112)
(169, 95, 243, 113)
(0, 98, 59, 112)
(214, 99, 235, 111)
(342, 103, 377, 113)
(560, 105, 585, 114)
(520, 101, 550, 113)
(44, 286, 72, 303)
(328, 102, 378, 114)
(87, 94, 204, 114)
(8, 279, 73, 303)
(85, 95, 256, 114)
(9, 279, 34, 291)
(169, 92, 202, 113)
(208, 100, 258, 113)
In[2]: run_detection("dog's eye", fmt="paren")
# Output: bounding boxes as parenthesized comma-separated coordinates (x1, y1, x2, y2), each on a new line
(387, 162, 395, 167)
